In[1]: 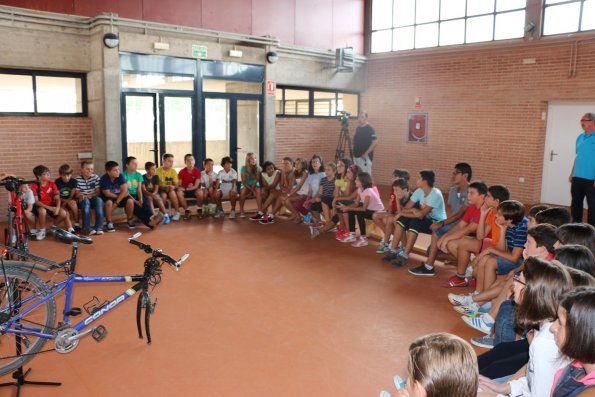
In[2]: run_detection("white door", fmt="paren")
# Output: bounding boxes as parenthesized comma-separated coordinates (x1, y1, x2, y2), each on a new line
(541, 102, 595, 205)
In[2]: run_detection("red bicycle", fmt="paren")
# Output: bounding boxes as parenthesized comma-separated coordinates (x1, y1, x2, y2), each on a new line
(1, 177, 39, 258)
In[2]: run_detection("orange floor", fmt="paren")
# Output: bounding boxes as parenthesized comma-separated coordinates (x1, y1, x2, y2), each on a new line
(0, 212, 485, 397)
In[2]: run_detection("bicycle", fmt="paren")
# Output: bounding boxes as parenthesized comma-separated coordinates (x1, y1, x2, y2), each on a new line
(0, 228, 189, 377)
(0, 177, 40, 258)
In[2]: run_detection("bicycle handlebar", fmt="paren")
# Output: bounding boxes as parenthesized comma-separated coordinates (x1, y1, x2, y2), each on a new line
(128, 233, 189, 271)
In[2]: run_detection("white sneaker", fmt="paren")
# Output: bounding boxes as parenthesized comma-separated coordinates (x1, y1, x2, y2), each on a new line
(342, 233, 356, 243)
(351, 237, 368, 247)
(229, 210, 236, 219)
(309, 226, 320, 238)
(172, 212, 181, 221)
(461, 314, 494, 335)
(36, 229, 46, 241)
(448, 293, 473, 306)
(214, 210, 223, 219)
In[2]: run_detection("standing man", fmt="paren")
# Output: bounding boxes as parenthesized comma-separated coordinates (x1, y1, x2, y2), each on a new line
(569, 113, 595, 226)
(353, 111, 378, 175)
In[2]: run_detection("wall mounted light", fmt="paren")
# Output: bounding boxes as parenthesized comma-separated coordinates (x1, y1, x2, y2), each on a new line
(103, 32, 119, 49)
(266, 51, 279, 64)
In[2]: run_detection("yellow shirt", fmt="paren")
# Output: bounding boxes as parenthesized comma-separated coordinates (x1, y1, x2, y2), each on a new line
(156, 167, 178, 186)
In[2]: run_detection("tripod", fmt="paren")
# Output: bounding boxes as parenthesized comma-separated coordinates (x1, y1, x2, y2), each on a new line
(0, 273, 61, 396)
(335, 123, 353, 163)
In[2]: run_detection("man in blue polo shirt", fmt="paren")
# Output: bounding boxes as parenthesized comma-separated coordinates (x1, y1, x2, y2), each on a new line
(569, 112, 595, 226)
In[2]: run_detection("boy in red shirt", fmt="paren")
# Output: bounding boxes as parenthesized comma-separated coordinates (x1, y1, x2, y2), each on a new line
(31, 165, 71, 240)
(409, 181, 487, 279)
(177, 154, 202, 218)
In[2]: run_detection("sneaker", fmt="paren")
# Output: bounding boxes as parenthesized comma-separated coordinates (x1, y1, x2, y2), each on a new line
(151, 212, 164, 226)
(214, 210, 223, 219)
(172, 212, 181, 221)
(382, 249, 402, 262)
(335, 229, 349, 241)
(229, 210, 236, 219)
(342, 233, 357, 243)
(127, 219, 136, 229)
(391, 252, 409, 267)
(454, 303, 481, 317)
(250, 213, 263, 222)
(448, 293, 474, 306)
(106, 222, 115, 233)
(408, 263, 435, 276)
(88, 229, 97, 236)
(471, 336, 495, 349)
(183, 209, 191, 220)
(259, 215, 275, 225)
(351, 236, 368, 247)
(163, 214, 171, 225)
(303, 213, 312, 224)
(36, 229, 46, 241)
(309, 226, 320, 238)
(376, 242, 390, 254)
(462, 314, 494, 335)
(379, 391, 393, 397)
(240, 212, 246, 219)
(441, 274, 469, 288)
(95, 229, 104, 235)
(196, 209, 204, 219)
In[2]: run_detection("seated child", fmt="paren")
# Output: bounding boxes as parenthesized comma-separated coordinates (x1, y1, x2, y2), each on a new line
(554, 223, 595, 255)
(142, 161, 170, 224)
(554, 244, 595, 275)
(308, 162, 336, 237)
(473, 200, 528, 294)
(157, 153, 186, 221)
(178, 154, 202, 218)
(337, 172, 385, 248)
(239, 152, 261, 218)
(100, 161, 134, 232)
(409, 180, 488, 279)
(55, 164, 79, 231)
(381, 333, 478, 397)
(550, 288, 595, 397)
(124, 157, 162, 229)
(75, 160, 104, 235)
(526, 203, 549, 229)
(215, 156, 239, 218)
(282, 158, 309, 224)
(382, 170, 447, 267)
(14, 183, 35, 238)
(199, 158, 217, 216)
(534, 207, 572, 228)
(252, 161, 280, 222)
(373, 168, 411, 254)
(262, 156, 295, 224)
(31, 165, 72, 240)
(301, 155, 325, 225)
(332, 164, 361, 239)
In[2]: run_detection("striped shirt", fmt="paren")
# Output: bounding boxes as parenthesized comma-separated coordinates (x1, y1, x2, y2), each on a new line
(505, 216, 528, 251)
(75, 174, 101, 195)
(320, 176, 336, 198)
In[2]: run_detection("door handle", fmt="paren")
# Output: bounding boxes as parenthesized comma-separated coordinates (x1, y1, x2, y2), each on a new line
(550, 150, 558, 161)
(235, 147, 242, 150)
(149, 149, 157, 152)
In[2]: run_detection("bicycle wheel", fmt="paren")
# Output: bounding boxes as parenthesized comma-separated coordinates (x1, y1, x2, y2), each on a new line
(0, 266, 56, 376)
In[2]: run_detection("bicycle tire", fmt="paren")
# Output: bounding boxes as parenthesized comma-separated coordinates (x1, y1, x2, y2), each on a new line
(0, 266, 56, 377)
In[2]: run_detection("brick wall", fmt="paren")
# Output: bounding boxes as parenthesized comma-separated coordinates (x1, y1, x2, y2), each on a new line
(361, 39, 595, 204)
(0, 116, 93, 220)
(274, 117, 345, 166)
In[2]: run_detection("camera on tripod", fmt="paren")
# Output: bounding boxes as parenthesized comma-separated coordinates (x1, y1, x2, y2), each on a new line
(337, 111, 351, 127)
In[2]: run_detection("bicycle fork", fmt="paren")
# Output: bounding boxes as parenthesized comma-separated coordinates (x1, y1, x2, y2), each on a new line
(136, 285, 157, 345)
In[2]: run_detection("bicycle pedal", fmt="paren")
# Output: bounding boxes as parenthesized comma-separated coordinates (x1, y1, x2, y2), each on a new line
(65, 307, 82, 317)
(92, 325, 108, 342)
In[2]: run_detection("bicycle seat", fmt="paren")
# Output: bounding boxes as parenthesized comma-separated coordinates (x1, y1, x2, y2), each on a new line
(50, 228, 93, 245)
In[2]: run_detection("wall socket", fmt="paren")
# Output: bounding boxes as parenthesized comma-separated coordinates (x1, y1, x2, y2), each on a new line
(519, 177, 525, 183)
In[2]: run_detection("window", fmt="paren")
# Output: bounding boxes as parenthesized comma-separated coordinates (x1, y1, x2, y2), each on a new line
(543, 0, 594, 35)
(370, 0, 527, 53)
(0, 69, 86, 115)
(275, 87, 359, 117)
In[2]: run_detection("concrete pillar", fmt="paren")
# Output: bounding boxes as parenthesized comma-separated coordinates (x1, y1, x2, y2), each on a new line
(263, 46, 277, 163)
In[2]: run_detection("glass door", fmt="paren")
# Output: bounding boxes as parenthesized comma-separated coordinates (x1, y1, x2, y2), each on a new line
(203, 95, 261, 172)
(160, 94, 193, 169)
(123, 93, 158, 166)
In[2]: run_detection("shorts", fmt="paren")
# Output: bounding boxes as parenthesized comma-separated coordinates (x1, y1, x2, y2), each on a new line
(220, 188, 235, 200)
(104, 196, 131, 208)
(32, 205, 57, 218)
(435, 221, 458, 237)
(397, 216, 435, 235)
(495, 255, 523, 275)
(335, 200, 354, 213)
(183, 190, 198, 199)
(293, 196, 309, 215)
(158, 186, 177, 194)
(321, 196, 334, 209)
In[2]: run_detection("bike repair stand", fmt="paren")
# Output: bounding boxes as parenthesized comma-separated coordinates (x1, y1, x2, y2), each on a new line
(0, 284, 61, 396)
